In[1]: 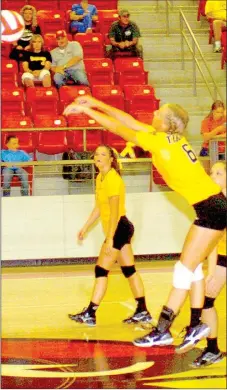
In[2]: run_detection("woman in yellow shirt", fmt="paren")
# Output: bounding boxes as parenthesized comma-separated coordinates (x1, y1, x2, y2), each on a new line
(68, 144, 152, 326)
(64, 96, 227, 349)
(190, 162, 226, 367)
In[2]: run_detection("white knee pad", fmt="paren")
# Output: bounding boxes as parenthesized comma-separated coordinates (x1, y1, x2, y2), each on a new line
(173, 261, 194, 290)
(192, 263, 204, 282)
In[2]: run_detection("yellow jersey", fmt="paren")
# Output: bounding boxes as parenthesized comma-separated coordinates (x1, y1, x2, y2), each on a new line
(205, 0, 226, 20)
(96, 168, 126, 234)
(218, 230, 226, 256)
(136, 131, 221, 205)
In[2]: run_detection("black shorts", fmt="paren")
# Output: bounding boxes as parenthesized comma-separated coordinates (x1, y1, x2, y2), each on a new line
(193, 193, 227, 231)
(111, 216, 134, 250)
(217, 254, 227, 268)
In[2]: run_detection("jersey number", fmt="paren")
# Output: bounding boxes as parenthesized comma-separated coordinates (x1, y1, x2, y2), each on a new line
(182, 144, 197, 163)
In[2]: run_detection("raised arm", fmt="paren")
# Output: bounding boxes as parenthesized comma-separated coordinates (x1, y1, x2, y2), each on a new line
(75, 95, 155, 132)
(64, 103, 141, 145)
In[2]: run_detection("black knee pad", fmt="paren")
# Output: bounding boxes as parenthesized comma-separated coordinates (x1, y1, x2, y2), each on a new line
(95, 265, 109, 278)
(204, 296, 215, 309)
(121, 265, 136, 278)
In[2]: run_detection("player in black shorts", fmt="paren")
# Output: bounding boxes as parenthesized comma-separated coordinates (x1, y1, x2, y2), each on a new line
(68, 145, 152, 326)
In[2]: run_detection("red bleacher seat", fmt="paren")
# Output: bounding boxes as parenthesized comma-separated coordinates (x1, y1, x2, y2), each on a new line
(131, 111, 154, 125)
(1, 165, 34, 196)
(92, 0, 118, 9)
(2, 88, 25, 115)
(2, 116, 33, 130)
(1, 0, 26, 10)
(29, 0, 59, 9)
(67, 114, 103, 152)
(1, 42, 12, 58)
(118, 71, 148, 88)
(103, 132, 125, 152)
(33, 115, 67, 128)
(37, 131, 69, 154)
(92, 85, 125, 109)
(84, 58, 114, 85)
(114, 57, 145, 84)
(44, 33, 72, 51)
(58, 0, 76, 10)
(152, 166, 167, 186)
(197, 0, 207, 21)
(26, 87, 59, 118)
(124, 85, 160, 113)
(221, 28, 227, 69)
(1, 59, 18, 87)
(59, 85, 91, 112)
(37, 10, 65, 34)
(73, 33, 104, 58)
(1, 129, 35, 153)
(97, 10, 118, 34)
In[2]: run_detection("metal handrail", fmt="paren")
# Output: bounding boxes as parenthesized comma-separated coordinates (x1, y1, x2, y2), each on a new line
(165, 0, 173, 36)
(179, 9, 224, 100)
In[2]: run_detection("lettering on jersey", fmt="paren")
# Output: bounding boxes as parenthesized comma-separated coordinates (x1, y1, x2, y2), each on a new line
(166, 134, 181, 144)
(30, 56, 47, 66)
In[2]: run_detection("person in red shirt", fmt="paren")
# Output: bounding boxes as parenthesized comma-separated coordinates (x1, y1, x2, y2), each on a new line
(199, 101, 226, 159)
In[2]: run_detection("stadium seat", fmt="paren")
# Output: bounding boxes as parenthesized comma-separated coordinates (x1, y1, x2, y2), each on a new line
(131, 111, 154, 125)
(26, 87, 59, 118)
(97, 10, 118, 34)
(1, 42, 12, 58)
(1, 0, 26, 10)
(67, 114, 103, 152)
(103, 132, 126, 152)
(33, 115, 67, 128)
(28, 0, 58, 9)
(37, 10, 65, 34)
(92, 85, 125, 109)
(2, 88, 25, 115)
(92, 0, 118, 9)
(37, 131, 69, 154)
(1, 116, 33, 130)
(118, 71, 148, 88)
(221, 28, 227, 69)
(59, 85, 91, 112)
(44, 33, 72, 51)
(1, 166, 34, 196)
(1, 59, 18, 86)
(124, 85, 160, 113)
(73, 33, 104, 58)
(197, 0, 207, 21)
(152, 165, 167, 186)
(84, 58, 114, 85)
(58, 0, 76, 10)
(114, 57, 145, 84)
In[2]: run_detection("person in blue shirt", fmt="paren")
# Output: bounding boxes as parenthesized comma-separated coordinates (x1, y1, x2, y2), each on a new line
(70, 0, 98, 34)
(1, 135, 32, 197)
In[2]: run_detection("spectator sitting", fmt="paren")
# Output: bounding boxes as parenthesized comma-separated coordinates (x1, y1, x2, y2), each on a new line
(22, 35, 52, 87)
(107, 9, 142, 59)
(70, 0, 98, 34)
(1, 136, 32, 197)
(205, 0, 227, 52)
(10, 5, 41, 62)
(51, 30, 89, 88)
(199, 100, 226, 159)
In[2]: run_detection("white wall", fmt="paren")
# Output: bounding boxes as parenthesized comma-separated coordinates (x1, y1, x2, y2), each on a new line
(1, 192, 195, 261)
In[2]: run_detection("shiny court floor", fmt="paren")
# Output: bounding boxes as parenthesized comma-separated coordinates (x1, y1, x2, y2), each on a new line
(2, 260, 226, 389)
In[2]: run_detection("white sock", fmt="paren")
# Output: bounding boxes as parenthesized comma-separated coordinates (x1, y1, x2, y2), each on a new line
(215, 40, 221, 48)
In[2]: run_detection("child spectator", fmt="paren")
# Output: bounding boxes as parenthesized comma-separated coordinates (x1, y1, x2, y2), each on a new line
(1, 136, 32, 197)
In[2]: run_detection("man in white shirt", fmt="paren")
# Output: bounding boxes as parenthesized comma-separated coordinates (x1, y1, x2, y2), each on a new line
(51, 30, 89, 87)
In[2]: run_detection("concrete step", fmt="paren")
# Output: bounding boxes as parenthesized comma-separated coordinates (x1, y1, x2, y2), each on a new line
(144, 58, 222, 71)
(148, 68, 225, 86)
(154, 85, 226, 99)
(142, 43, 218, 58)
(159, 95, 214, 113)
(141, 33, 210, 46)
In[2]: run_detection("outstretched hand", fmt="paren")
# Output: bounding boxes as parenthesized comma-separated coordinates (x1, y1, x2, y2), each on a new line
(75, 95, 98, 108)
(63, 103, 86, 116)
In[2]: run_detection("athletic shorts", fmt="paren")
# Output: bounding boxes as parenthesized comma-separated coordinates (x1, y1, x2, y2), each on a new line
(217, 254, 227, 268)
(109, 216, 134, 250)
(193, 193, 227, 231)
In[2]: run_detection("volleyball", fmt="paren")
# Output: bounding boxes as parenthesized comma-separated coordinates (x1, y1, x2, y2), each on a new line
(1, 10, 25, 43)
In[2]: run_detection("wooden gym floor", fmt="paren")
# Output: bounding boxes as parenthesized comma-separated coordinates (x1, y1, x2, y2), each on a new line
(1, 260, 226, 389)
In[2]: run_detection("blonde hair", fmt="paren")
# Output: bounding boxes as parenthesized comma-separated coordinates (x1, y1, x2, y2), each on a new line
(20, 5, 38, 29)
(165, 103, 189, 134)
(30, 34, 44, 50)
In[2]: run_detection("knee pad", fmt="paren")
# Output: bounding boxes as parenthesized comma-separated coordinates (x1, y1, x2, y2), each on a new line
(95, 265, 109, 278)
(204, 296, 215, 309)
(173, 261, 194, 290)
(192, 263, 204, 282)
(121, 265, 136, 278)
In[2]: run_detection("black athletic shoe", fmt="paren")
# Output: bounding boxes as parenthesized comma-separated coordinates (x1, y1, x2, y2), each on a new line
(133, 327, 173, 347)
(190, 349, 224, 368)
(175, 322, 210, 354)
(68, 307, 96, 327)
(123, 310, 153, 325)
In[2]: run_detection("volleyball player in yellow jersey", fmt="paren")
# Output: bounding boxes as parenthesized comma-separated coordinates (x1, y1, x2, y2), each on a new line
(188, 162, 226, 367)
(64, 96, 227, 348)
(68, 145, 152, 326)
